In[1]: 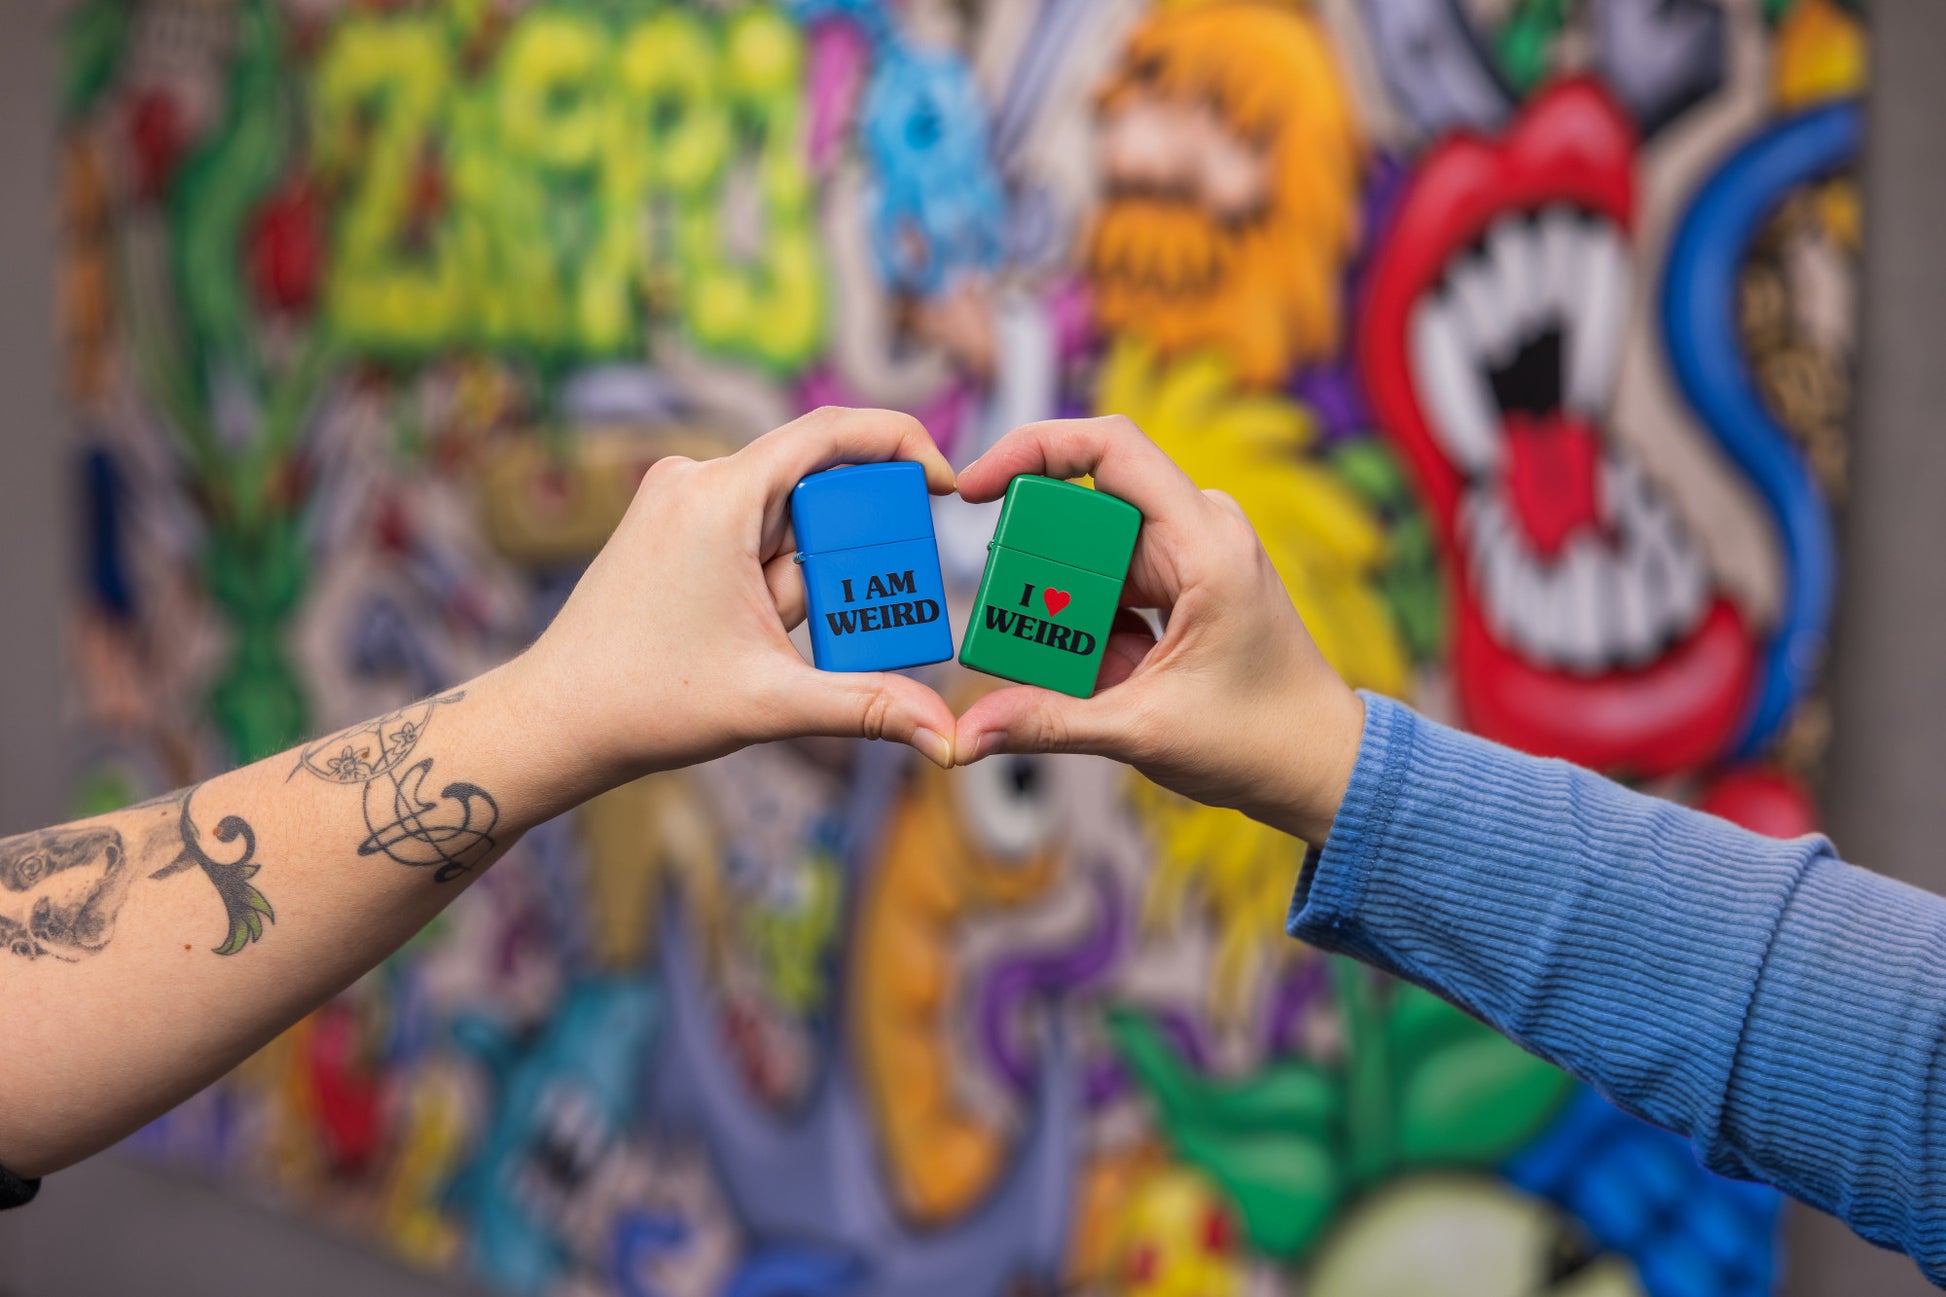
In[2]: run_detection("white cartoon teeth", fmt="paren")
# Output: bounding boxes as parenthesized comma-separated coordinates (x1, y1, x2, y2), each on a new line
(1487, 219, 1542, 343)
(1557, 534, 1609, 670)
(518, 1081, 616, 1221)
(1410, 298, 1503, 475)
(1538, 205, 1585, 313)
(1565, 225, 1630, 416)
(1411, 208, 1634, 474)
(1449, 250, 1517, 368)
(1460, 455, 1710, 673)
(1409, 205, 1703, 675)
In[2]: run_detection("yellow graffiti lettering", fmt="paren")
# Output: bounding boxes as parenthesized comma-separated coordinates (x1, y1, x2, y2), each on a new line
(310, 3, 822, 369)
(675, 7, 822, 367)
(312, 16, 464, 354)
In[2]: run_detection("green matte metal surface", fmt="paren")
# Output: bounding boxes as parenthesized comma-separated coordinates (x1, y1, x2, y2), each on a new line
(989, 475, 1140, 576)
(960, 549, 1124, 697)
(959, 476, 1141, 697)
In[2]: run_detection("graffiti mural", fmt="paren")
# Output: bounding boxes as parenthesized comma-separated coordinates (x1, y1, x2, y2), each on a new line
(61, 0, 1863, 1292)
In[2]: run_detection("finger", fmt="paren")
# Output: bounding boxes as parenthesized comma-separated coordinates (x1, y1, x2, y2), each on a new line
(1117, 563, 1177, 612)
(774, 664, 958, 769)
(1203, 487, 1249, 520)
(956, 415, 1199, 524)
(759, 516, 799, 567)
(747, 406, 955, 500)
(1096, 613, 1159, 691)
(764, 553, 807, 630)
(952, 684, 1135, 765)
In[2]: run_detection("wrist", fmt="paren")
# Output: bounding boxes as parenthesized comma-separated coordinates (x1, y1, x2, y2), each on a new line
(466, 652, 627, 828)
(1267, 681, 1366, 848)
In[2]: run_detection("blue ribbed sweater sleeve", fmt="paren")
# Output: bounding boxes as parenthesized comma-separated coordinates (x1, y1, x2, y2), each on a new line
(1289, 693, 1946, 1281)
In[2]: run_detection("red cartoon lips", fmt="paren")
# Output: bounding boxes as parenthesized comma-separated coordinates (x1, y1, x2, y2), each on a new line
(1360, 79, 1756, 776)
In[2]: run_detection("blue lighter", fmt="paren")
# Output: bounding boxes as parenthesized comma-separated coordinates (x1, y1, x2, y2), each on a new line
(791, 462, 953, 672)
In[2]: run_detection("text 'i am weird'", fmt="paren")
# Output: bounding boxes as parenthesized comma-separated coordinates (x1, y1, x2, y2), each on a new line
(824, 570, 943, 635)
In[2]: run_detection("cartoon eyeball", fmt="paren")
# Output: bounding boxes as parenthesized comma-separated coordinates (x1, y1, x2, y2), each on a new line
(953, 751, 1059, 860)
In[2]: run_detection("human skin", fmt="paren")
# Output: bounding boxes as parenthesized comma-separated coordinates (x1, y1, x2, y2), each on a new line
(950, 415, 1367, 849)
(0, 406, 959, 1179)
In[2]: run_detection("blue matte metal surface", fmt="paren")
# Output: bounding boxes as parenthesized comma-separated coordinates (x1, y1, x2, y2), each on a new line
(790, 462, 937, 555)
(791, 464, 952, 672)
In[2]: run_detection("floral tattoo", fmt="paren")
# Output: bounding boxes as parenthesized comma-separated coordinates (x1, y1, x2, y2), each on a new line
(290, 691, 500, 883)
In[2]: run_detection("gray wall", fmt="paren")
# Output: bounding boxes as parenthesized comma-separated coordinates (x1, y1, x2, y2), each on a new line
(1794, 0, 1946, 1289)
(2, 2, 1943, 1294)
(0, 0, 73, 843)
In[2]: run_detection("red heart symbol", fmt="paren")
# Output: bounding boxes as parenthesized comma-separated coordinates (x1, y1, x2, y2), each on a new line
(1042, 588, 1071, 617)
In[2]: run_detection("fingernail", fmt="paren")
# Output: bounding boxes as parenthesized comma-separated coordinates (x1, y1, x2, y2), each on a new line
(912, 728, 953, 770)
(966, 731, 1005, 763)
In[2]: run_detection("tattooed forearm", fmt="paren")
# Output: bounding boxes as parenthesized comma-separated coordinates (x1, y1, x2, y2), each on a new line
(150, 788, 276, 955)
(290, 691, 500, 883)
(0, 826, 134, 960)
(0, 786, 273, 961)
(3, 693, 492, 964)
(0, 690, 497, 965)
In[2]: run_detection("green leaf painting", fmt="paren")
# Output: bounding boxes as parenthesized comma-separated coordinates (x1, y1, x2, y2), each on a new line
(1107, 959, 1576, 1263)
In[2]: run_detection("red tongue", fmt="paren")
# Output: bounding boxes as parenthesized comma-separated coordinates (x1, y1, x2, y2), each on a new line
(1502, 411, 1603, 560)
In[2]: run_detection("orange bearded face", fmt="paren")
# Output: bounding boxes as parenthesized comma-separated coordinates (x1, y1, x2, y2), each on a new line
(1089, 0, 1362, 388)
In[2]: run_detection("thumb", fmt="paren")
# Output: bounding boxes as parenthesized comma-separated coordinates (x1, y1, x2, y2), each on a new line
(952, 684, 1135, 765)
(776, 664, 958, 768)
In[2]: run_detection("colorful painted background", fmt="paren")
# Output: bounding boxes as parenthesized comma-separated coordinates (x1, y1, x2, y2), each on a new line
(58, 0, 1865, 1293)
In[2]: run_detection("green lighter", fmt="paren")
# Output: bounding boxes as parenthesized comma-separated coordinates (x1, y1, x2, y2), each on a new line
(958, 475, 1142, 698)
